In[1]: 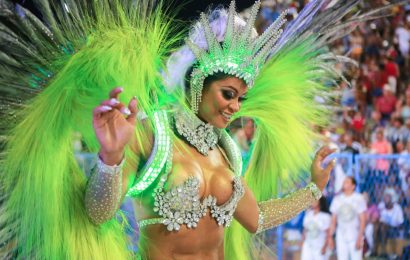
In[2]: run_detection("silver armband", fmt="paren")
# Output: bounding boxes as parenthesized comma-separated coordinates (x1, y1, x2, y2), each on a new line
(306, 182, 322, 200)
(256, 182, 322, 234)
(96, 156, 125, 175)
(84, 156, 125, 225)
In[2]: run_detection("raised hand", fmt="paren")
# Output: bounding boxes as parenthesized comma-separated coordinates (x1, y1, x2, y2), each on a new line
(311, 146, 336, 191)
(93, 87, 138, 165)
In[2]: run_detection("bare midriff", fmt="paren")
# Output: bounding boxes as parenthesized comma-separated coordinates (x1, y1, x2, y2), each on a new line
(137, 215, 225, 259)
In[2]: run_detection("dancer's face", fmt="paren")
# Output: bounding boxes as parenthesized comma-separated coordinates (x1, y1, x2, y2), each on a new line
(198, 76, 247, 128)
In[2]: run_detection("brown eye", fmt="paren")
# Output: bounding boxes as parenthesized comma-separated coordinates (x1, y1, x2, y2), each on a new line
(222, 90, 235, 100)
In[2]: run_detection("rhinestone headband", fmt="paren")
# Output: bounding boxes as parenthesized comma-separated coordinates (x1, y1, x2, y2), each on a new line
(186, 1, 288, 113)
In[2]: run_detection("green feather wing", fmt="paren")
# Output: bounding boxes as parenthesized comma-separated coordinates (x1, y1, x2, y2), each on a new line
(0, 0, 181, 258)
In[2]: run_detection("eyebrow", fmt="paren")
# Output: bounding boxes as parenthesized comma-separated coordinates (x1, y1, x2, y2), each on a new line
(222, 85, 239, 94)
(222, 85, 248, 97)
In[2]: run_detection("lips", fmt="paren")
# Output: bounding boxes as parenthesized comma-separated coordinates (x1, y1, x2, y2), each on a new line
(221, 112, 232, 121)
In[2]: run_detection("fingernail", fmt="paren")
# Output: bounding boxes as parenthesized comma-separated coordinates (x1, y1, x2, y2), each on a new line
(109, 98, 119, 105)
(101, 105, 113, 111)
(122, 108, 131, 115)
(332, 159, 337, 164)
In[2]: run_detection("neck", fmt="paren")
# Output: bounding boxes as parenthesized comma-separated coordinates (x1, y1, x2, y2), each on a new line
(344, 190, 354, 196)
(173, 107, 219, 156)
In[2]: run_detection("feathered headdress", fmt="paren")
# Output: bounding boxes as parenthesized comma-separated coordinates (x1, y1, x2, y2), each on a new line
(186, 1, 287, 113)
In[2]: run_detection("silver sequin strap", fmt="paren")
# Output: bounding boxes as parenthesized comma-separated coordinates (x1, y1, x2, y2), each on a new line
(84, 156, 125, 225)
(138, 218, 164, 228)
(126, 110, 172, 197)
(256, 182, 322, 234)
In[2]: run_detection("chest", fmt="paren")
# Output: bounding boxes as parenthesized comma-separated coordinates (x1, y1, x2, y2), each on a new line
(169, 138, 236, 203)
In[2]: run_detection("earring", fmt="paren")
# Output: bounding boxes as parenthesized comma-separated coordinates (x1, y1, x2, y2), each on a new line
(190, 84, 203, 114)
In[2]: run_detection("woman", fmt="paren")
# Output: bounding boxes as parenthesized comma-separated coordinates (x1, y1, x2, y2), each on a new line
(0, 0, 391, 259)
(88, 82, 331, 259)
(301, 197, 331, 260)
(86, 4, 333, 256)
(370, 128, 393, 173)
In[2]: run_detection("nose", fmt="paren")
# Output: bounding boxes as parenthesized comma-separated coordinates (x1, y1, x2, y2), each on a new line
(229, 99, 241, 113)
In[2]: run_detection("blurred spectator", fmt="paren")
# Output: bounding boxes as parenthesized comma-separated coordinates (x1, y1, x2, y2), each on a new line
(404, 181, 410, 236)
(362, 192, 380, 257)
(394, 21, 410, 66)
(404, 174, 410, 198)
(397, 95, 410, 121)
(397, 141, 410, 191)
(340, 133, 361, 164)
(370, 128, 393, 172)
(301, 197, 331, 260)
(385, 117, 407, 151)
(383, 53, 400, 93)
(341, 82, 356, 107)
(375, 84, 397, 122)
(375, 188, 404, 257)
(365, 110, 384, 141)
(349, 30, 364, 60)
(344, 109, 366, 140)
(232, 118, 255, 172)
(232, 118, 255, 154)
(396, 140, 405, 153)
(329, 177, 366, 260)
(403, 118, 410, 141)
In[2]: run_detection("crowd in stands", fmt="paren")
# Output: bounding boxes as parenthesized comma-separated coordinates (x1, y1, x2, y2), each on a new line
(233, 1, 410, 259)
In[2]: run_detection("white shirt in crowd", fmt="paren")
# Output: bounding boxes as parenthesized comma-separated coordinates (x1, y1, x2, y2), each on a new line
(378, 202, 404, 227)
(301, 210, 331, 260)
(303, 210, 331, 249)
(395, 26, 410, 57)
(330, 192, 367, 241)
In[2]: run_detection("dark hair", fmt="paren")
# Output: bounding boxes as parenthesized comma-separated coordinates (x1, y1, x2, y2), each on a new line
(394, 117, 404, 125)
(184, 65, 233, 92)
(319, 197, 330, 213)
(346, 176, 357, 187)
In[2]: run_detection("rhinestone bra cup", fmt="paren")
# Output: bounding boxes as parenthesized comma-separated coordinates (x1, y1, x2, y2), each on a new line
(139, 174, 245, 231)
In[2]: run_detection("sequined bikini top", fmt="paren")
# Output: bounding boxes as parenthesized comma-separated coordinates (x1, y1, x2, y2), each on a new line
(134, 111, 245, 231)
(138, 174, 245, 231)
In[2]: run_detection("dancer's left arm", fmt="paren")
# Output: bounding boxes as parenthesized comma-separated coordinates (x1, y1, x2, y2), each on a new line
(234, 146, 335, 233)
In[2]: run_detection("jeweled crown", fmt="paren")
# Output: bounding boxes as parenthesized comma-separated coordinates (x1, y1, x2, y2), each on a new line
(186, 1, 288, 113)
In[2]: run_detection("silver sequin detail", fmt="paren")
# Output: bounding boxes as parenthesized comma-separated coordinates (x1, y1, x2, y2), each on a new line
(139, 175, 245, 231)
(256, 182, 322, 234)
(85, 157, 125, 225)
(174, 109, 218, 156)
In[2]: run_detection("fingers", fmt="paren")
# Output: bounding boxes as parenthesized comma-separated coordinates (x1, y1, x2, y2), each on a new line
(324, 158, 336, 175)
(109, 87, 123, 99)
(100, 98, 127, 113)
(315, 146, 336, 160)
(314, 146, 337, 166)
(93, 105, 112, 118)
(312, 146, 337, 175)
(126, 97, 138, 125)
(101, 98, 120, 107)
(101, 87, 132, 116)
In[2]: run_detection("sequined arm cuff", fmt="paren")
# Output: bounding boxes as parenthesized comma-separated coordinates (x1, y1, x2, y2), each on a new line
(256, 182, 322, 234)
(85, 156, 125, 225)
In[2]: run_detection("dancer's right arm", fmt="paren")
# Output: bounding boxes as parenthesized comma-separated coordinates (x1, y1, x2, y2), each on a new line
(85, 87, 147, 225)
